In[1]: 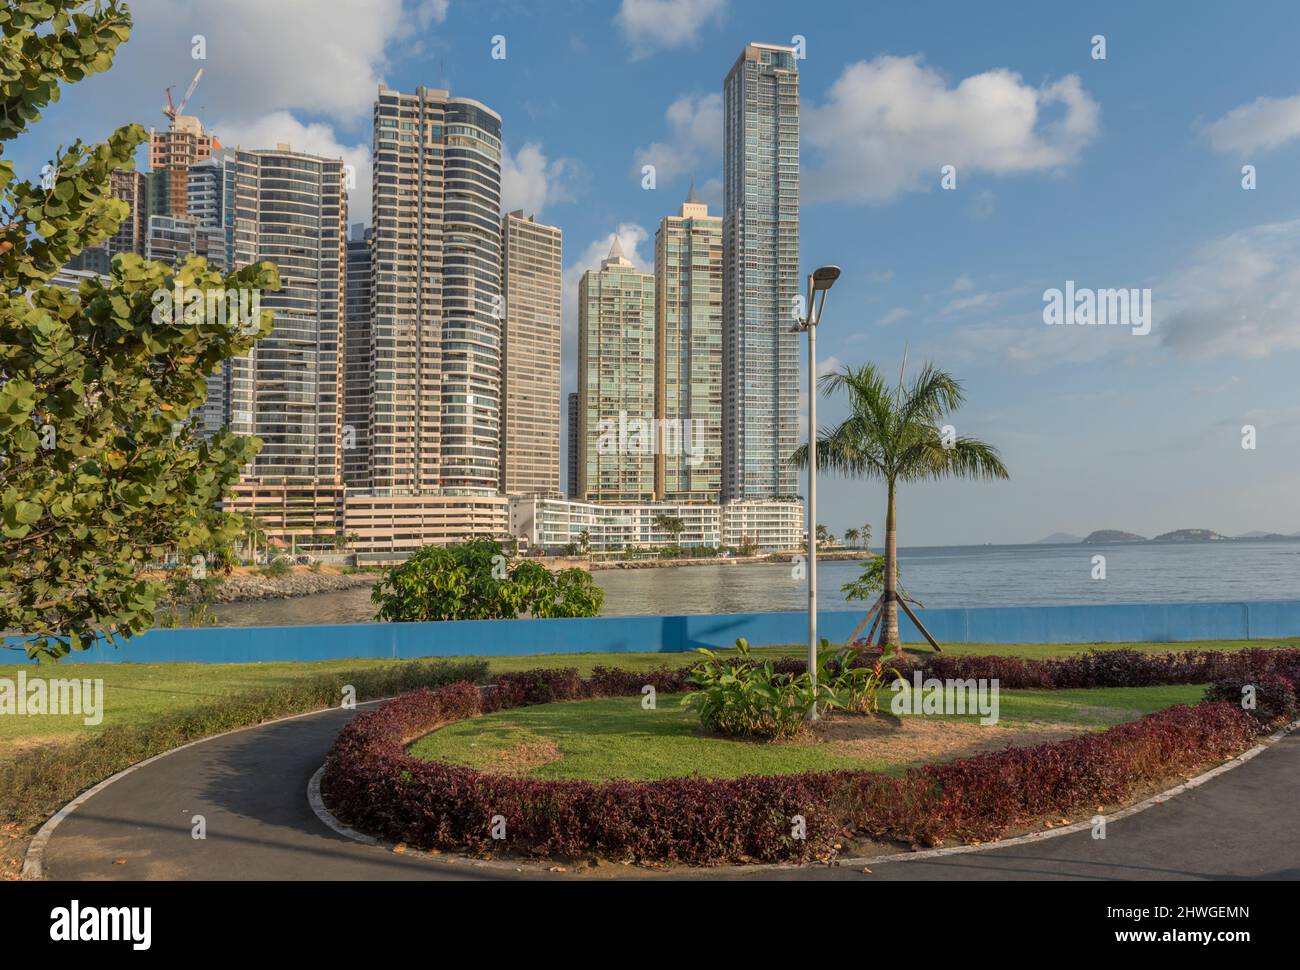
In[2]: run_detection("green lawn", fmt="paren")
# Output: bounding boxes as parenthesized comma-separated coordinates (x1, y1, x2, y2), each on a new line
(407, 684, 1208, 781)
(0, 636, 1287, 753)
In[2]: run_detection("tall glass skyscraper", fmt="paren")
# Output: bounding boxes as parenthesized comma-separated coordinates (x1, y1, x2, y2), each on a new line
(500, 210, 563, 496)
(364, 85, 504, 497)
(343, 222, 372, 486)
(577, 239, 656, 502)
(722, 42, 800, 500)
(654, 185, 723, 502)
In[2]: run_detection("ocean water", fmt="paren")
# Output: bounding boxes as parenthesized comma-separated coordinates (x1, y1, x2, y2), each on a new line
(209, 539, 1300, 627)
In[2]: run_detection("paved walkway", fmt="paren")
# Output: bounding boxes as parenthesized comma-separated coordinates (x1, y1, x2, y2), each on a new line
(34, 704, 1300, 881)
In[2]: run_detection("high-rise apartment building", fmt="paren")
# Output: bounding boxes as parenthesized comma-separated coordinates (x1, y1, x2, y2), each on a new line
(144, 214, 227, 270)
(500, 210, 562, 496)
(186, 150, 236, 269)
(222, 146, 348, 546)
(722, 42, 801, 500)
(654, 185, 723, 502)
(363, 84, 504, 497)
(67, 169, 152, 274)
(343, 222, 372, 486)
(577, 238, 656, 502)
(150, 115, 220, 219)
(566, 390, 579, 499)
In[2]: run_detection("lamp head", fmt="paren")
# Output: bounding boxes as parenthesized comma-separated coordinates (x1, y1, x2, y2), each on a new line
(811, 265, 841, 291)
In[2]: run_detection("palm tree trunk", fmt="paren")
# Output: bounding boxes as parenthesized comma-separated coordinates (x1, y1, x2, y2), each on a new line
(882, 480, 900, 647)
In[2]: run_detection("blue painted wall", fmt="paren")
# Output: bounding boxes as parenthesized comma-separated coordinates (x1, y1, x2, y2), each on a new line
(9, 599, 1299, 664)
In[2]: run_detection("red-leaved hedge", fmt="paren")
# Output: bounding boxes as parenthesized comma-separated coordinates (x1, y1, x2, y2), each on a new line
(320, 661, 1277, 866)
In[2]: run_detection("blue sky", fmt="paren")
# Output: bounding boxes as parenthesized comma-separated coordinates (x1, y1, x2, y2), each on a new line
(14, 0, 1300, 544)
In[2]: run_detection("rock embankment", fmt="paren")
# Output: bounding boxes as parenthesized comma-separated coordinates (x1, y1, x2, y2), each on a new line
(215, 570, 381, 603)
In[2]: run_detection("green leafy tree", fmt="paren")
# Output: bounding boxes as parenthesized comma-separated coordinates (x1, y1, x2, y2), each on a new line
(792, 362, 1008, 646)
(371, 538, 603, 622)
(0, 1, 276, 660)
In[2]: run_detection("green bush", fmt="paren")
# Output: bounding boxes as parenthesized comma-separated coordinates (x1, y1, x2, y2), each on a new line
(682, 638, 823, 740)
(260, 556, 292, 578)
(371, 538, 603, 622)
(817, 640, 902, 714)
(0, 658, 487, 835)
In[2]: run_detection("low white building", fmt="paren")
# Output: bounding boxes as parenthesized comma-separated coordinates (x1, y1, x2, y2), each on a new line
(508, 496, 802, 554)
(720, 499, 804, 552)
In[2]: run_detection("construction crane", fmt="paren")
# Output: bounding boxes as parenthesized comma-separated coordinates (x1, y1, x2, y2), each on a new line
(162, 68, 204, 124)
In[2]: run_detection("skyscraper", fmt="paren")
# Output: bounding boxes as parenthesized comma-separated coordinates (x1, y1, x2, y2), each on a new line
(343, 222, 372, 486)
(223, 145, 348, 545)
(577, 238, 656, 503)
(67, 169, 152, 274)
(654, 185, 723, 502)
(150, 114, 220, 219)
(566, 390, 580, 499)
(722, 42, 801, 500)
(364, 84, 504, 497)
(500, 210, 562, 496)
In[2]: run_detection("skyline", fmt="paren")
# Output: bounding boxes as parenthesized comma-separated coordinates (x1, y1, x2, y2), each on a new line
(15, 0, 1300, 543)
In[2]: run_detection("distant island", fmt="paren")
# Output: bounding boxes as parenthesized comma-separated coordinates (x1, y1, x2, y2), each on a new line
(1082, 530, 1147, 544)
(1150, 529, 1227, 542)
(1033, 528, 1300, 545)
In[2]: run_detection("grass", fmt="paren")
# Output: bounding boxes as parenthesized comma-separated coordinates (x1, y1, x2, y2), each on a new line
(407, 684, 1208, 781)
(0, 636, 1288, 752)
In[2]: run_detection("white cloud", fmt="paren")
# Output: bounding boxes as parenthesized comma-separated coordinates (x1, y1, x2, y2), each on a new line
(412, 0, 450, 26)
(633, 92, 722, 187)
(214, 111, 372, 226)
(942, 292, 992, 315)
(816, 355, 845, 378)
(1203, 92, 1300, 155)
(121, 0, 439, 123)
(615, 0, 726, 58)
(804, 55, 1100, 204)
(876, 306, 912, 327)
(501, 142, 579, 217)
(951, 274, 975, 292)
(1157, 218, 1300, 358)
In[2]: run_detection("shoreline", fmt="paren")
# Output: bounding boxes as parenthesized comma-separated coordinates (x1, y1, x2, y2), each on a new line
(212, 569, 382, 604)
(204, 552, 876, 604)
(588, 550, 872, 570)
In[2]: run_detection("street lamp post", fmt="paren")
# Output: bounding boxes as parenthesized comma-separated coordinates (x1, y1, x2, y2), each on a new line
(791, 265, 840, 721)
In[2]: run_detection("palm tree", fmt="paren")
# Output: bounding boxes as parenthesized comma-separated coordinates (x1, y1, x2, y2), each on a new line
(860, 524, 872, 551)
(845, 527, 860, 548)
(241, 513, 269, 565)
(791, 361, 1009, 647)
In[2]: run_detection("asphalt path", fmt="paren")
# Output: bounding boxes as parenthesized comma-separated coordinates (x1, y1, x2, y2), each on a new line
(33, 703, 1300, 881)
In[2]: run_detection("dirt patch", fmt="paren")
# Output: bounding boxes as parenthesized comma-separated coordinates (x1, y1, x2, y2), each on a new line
(483, 738, 563, 777)
(801, 712, 1079, 767)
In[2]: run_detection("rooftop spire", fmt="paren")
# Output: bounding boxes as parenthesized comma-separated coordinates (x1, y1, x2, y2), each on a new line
(685, 177, 701, 204)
